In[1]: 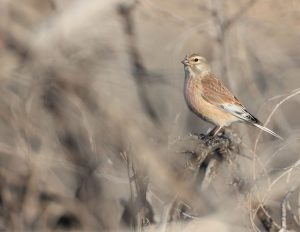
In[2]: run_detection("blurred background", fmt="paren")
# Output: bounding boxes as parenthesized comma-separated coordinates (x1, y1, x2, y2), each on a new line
(0, 0, 299, 231)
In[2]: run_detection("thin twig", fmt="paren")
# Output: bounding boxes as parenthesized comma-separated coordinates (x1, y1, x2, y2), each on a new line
(254, 89, 300, 152)
(282, 193, 288, 230)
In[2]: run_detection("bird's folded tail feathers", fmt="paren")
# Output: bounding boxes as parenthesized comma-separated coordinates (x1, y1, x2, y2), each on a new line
(221, 104, 283, 140)
(253, 123, 284, 140)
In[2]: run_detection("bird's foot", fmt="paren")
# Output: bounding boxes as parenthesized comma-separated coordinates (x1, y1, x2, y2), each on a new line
(190, 130, 231, 147)
(204, 129, 231, 147)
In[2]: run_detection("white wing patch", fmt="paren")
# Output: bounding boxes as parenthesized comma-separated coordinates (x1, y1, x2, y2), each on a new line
(221, 104, 283, 140)
(221, 104, 257, 123)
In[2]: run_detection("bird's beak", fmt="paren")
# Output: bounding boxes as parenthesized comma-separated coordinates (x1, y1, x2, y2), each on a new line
(181, 58, 189, 65)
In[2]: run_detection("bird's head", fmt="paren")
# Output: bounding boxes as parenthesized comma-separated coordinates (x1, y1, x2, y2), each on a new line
(181, 54, 211, 77)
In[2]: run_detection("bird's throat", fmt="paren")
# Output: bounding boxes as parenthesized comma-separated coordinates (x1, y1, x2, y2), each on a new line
(185, 65, 211, 79)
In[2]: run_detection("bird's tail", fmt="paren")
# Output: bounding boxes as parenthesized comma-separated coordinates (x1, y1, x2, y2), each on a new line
(253, 123, 284, 140)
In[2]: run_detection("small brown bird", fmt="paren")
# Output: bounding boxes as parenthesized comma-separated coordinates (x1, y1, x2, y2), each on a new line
(181, 53, 283, 140)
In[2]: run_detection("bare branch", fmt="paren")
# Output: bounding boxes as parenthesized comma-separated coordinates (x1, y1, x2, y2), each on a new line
(223, 0, 257, 30)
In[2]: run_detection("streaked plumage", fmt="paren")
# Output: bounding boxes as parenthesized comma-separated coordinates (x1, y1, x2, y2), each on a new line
(181, 53, 283, 140)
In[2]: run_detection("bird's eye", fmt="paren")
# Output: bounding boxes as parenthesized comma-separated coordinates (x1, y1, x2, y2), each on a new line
(194, 58, 199, 62)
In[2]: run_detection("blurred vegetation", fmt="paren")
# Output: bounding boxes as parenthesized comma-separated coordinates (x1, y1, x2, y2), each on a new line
(0, 0, 299, 231)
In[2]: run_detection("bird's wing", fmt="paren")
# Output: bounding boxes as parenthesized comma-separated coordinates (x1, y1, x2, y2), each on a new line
(201, 75, 259, 124)
(201, 75, 283, 140)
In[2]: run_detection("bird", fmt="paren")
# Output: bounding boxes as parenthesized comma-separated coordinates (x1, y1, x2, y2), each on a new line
(181, 53, 283, 140)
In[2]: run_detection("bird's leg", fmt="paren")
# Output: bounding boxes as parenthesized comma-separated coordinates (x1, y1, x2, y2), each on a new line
(207, 126, 223, 137)
(203, 126, 225, 145)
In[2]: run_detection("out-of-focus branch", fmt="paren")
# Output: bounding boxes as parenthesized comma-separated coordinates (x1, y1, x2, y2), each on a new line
(168, 132, 240, 220)
(223, 0, 257, 30)
(282, 193, 288, 230)
(282, 185, 300, 229)
(257, 206, 281, 231)
(201, 158, 218, 191)
(209, 0, 257, 86)
(118, 1, 161, 124)
(121, 152, 154, 230)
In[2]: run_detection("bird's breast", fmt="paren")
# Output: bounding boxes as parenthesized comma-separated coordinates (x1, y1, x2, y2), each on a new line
(184, 78, 204, 115)
(183, 77, 237, 127)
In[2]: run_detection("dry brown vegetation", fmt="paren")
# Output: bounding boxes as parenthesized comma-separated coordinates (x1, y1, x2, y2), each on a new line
(0, 0, 299, 231)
